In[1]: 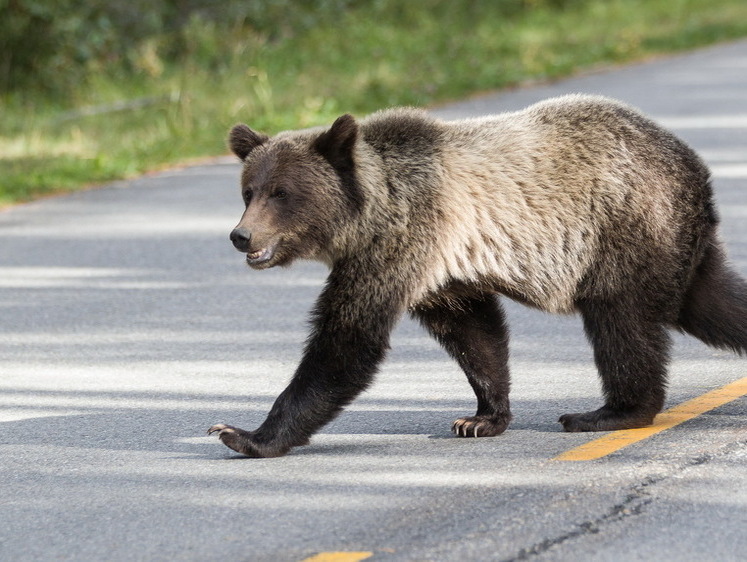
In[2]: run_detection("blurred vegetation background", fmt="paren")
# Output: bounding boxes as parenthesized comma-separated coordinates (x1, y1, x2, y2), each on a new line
(2, 0, 747, 204)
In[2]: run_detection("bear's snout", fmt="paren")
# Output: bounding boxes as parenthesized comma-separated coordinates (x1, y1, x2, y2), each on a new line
(230, 227, 252, 253)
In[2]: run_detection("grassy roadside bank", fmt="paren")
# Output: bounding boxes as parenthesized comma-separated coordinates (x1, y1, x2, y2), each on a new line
(2, 0, 747, 206)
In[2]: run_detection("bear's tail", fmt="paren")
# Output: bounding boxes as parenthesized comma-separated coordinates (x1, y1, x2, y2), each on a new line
(677, 240, 747, 355)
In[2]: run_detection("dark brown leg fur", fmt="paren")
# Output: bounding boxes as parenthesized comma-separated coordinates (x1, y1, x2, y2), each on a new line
(412, 293, 512, 437)
(560, 297, 671, 432)
(210, 258, 402, 457)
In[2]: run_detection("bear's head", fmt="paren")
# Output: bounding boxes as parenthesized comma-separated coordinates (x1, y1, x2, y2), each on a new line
(227, 115, 361, 269)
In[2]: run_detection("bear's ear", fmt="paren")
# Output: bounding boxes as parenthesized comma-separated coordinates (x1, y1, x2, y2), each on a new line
(228, 124, 269, 160)
(313, 114, 358, 169)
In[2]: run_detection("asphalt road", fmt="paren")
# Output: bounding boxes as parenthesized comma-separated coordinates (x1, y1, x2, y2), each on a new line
(2, 40, 746, 561)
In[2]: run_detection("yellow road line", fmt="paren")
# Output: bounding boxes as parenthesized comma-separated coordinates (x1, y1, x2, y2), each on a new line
(555, 376, 747, 461)
(302, 552, 374, 562)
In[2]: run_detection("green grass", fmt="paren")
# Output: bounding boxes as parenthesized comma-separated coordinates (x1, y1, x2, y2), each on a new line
(3, 0, 747, 205)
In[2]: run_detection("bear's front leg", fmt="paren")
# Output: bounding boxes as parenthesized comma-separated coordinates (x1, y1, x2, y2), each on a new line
(210, 261, 405, 457)
(412, 292, 512, 438)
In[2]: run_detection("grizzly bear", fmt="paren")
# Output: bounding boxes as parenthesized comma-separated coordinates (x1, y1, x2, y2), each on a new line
(209, 94, 747, 458)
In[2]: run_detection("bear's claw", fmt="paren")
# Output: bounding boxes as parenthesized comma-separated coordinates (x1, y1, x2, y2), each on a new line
(452, 415, 509, 438)
(207, 423, 267, 457)
(207, 423, 233, 435)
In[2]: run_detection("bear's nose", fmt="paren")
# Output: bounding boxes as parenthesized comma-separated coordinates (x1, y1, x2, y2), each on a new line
(230, 227, 252, 252)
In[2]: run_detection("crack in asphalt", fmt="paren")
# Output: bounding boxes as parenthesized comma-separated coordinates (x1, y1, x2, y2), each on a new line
(503, 440, 747, 561)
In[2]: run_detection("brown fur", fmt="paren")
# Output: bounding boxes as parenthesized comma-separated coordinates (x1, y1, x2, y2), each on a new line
(210, 94, 745, 457)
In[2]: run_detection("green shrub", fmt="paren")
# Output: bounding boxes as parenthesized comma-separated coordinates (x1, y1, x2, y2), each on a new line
(2, 0, 747, 204)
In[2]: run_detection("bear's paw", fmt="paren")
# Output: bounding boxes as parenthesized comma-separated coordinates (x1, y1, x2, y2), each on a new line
(207, 423, 289, 458)
(558, 406, 657, 432)
(452, 415, 510, 438)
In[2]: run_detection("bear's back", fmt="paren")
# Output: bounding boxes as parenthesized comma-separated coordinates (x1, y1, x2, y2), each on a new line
(387, 96, 713, 312)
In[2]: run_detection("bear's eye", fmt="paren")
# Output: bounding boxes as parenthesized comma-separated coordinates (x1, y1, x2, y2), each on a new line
(272, 190, 287, 200)
(242, 189, 253, 204)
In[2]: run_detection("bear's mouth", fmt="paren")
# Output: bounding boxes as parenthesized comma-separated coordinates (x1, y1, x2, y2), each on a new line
(246, 246, 276, 267)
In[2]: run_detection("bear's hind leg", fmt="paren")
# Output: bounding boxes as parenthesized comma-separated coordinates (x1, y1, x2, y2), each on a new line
(412, 293, 511, 437)
(560, 298, 671, 432)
